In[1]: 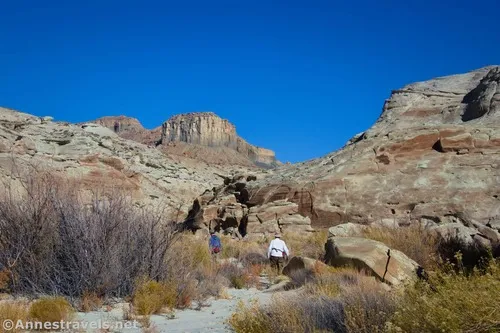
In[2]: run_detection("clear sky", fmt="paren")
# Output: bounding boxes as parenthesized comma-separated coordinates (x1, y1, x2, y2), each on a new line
(1, 1, 498, 163)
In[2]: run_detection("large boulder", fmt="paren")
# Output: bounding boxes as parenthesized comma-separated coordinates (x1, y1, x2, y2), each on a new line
(429, 220, 500, 251)
(324, 237, 420, 286)
(328, 223, 365, 237)
(282, 256, 327, 277)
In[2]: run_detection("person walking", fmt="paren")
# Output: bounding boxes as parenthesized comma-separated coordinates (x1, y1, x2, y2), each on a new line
(267, 232, 290, 275)
(209, 230, 222, 258)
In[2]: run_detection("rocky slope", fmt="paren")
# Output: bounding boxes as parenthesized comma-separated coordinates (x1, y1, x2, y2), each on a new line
(91, 112, 278, 168)
(92, 115, 162, 146)
(0, 107, 264, 220)
(243, 66, 500, 233)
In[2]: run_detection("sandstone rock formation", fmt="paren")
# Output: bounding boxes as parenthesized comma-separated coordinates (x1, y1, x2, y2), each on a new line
(91, 112, 278, 168)
(92, 116, 162, 146)
(182, 173, 313, 238)
(245, 66, 500, 233)
(0, 107, 254, 220)
(3, 66, 500, 242)
(161, 112, 278, 168)
(325, 237, 420, 286)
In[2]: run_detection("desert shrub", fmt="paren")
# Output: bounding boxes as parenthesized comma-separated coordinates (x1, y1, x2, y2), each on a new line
(302, 267, 393, 333)
(287, 268, 315, 288)
(362, 224, 440, 270)
(299, 296, 346, 333)
(175, 279, 196, 309)
(438, 236, 494, 272)
(218, 263, 247, 289)
(166, 233, 211, 280)
(29, 296, 74, 324)
(230, 295, 343, 333)
(220, 237, 266, 262)
(163, 233, 215, 306)
(132, 279, 177, 315)
(341, 279, 395, 333)
(388, 260, 500, 333)
(0, 301, 29, 333)
(229, 297, 308, 333)
(229, 301, 272, 333)
(78, 291, 103, 312)
(305, 272, 341, 298)
(194, 275, 225, 307)
(0, 167, 178, 297)
(230, 265, 397, 333)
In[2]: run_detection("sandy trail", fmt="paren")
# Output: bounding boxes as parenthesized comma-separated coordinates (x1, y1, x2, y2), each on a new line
(77, 282, 275, 333)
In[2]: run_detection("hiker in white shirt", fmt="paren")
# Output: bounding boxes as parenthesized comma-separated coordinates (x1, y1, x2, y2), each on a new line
(267, 232, 290, 274)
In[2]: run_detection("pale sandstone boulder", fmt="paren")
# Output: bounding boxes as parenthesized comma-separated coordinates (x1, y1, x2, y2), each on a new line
(328, 223, 365, 237)
(325, 237, 420, 286)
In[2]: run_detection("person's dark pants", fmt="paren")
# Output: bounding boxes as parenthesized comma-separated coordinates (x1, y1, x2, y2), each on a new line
(270, 256, 284, 274)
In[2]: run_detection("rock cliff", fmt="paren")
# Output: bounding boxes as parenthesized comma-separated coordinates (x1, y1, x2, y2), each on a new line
(91, 112, 278, 168)
(161, 112, 278, 168)
(244, 66, 500, 233)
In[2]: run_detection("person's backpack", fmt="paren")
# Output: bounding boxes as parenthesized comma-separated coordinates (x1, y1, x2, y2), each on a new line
(210, 236, 221, 253)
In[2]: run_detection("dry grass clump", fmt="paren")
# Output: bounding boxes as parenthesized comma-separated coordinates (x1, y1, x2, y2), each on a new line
(29, 296, 75, 324)
(78, 291, 104, 312)
(166, 233, 212, 278)
(218, 263, 248, 289)
(230, 266, 395, 333)
(341, 277, 395, 333)
(362, 224, 440, 270)
(283, 230, 328, 260)
(387, 259, 500, 333)
(0, 301, 29, 333)
(220, 236, 267, 264)
(229, 298, 306, 333)
(231, 256, 500, 333)
(132, 279, 177, 315)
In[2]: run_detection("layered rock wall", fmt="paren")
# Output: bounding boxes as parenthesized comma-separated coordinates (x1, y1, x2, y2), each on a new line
(161, 112, 278, 168)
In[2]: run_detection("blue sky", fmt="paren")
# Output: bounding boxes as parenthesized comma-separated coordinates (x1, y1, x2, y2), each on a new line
(1, 1, 498, 163)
